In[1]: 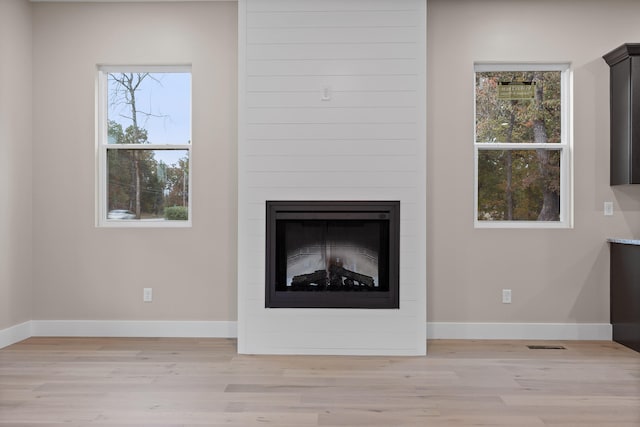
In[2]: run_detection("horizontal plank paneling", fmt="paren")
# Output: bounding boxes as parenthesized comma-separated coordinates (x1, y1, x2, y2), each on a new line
(247, 59, 419, 76)
(247, 75, 420, 92)
(243, 155, 420, 172)
(247, 10, 420, 29)
(246, 171, 420, 188)
(247, 43, 419, 61)
(245, 187, 423, 205)
(246, 107, 417, 124)
(245, 140, 419, 156)
(247, 27, 418, 44)
(247, 0, 417, 12)
(238, 0, 426, 355)
(247, 91, 419, 108)
(246, 123, 417, 140)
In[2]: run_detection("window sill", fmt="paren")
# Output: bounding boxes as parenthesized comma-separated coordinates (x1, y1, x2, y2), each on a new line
(98, 219, 192, 229)
(474, 220, 573, 229)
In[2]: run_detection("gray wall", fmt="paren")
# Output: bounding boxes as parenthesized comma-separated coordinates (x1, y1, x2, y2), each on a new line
(2, 0, 640, 332)
(0, 0, 33, 331)
(427, 0, 640, 324)
(31, 1, 238, 322)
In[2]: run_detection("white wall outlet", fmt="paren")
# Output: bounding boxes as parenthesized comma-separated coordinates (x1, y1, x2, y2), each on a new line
(143, 287, 153, 302)
(604, 201, 614, 216)
(502, 289, 512, 304)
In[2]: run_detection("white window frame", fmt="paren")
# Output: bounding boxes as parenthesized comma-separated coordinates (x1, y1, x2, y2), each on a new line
(96, 65, 192, 228)
(474, 62, 573, 229)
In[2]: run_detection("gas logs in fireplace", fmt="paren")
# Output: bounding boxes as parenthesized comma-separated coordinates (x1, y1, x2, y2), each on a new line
(265, 201, 400, 309)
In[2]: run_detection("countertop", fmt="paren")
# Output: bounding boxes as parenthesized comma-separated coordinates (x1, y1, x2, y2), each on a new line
(608, 238, 640, 246)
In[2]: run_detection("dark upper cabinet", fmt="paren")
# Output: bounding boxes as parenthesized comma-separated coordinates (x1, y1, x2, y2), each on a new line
(604, 43, 640, 185)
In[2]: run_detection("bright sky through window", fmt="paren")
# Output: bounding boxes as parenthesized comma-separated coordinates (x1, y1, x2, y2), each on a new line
(108, 72, 190, 166)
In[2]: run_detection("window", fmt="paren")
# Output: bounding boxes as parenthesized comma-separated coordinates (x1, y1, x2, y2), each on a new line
(474, 63, 572, 228)
(97, 66, 191, 227)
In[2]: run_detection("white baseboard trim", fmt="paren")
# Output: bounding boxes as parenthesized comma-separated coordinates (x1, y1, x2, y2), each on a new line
(0, 321, 32, 349)
(427, 322, 612, 341)
(31, 320, 237, 339)
(2, 321, 612, 349)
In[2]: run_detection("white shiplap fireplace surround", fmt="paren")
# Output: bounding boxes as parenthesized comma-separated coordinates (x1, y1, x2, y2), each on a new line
(238, 0, 426, 355)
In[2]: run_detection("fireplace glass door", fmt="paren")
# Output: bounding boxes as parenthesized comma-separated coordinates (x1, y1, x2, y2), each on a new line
(266, 201, 399, 309)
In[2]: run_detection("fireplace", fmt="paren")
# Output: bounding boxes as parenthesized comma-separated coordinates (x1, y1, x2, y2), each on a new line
(265, 201, 400, 309)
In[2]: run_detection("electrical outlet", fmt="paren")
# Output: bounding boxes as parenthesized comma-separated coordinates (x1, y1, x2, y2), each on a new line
(502, 289, 512, 304)
(143, 287, 153, 302)
(604, 201, 614, 216)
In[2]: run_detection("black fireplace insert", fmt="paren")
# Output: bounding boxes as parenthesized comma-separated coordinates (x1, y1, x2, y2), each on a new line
(265, 201, 399, 309)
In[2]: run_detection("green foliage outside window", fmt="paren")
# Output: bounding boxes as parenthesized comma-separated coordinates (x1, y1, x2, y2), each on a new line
(475, 70, 563, 221)
(105, 72, 190, 222)
(164, 206, 189, 221)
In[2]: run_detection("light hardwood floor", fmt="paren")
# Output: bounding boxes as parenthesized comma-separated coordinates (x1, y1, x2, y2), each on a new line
(1, 338, 638, 426)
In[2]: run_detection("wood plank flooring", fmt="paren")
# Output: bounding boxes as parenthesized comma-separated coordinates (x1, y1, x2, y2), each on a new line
(1, 338, 638, 426)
